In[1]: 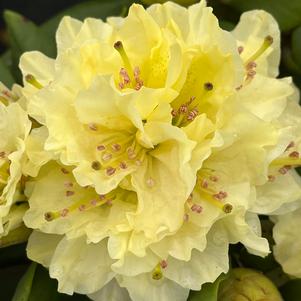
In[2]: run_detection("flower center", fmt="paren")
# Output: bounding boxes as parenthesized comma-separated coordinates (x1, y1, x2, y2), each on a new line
(114, 41, 144, 91)
(44, 167, 118, 222)
(171, 82, 214, 127)
(86, 129, 145, 177)
(184, 168, 233, 221)
(237, 35, 274, 86)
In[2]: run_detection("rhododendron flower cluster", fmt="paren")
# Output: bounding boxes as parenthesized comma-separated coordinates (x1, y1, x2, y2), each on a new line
(1, 1, 301, 301)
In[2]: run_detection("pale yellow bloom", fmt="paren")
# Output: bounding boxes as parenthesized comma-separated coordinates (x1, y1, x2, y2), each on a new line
(0, 87, 31, 239)
(273, 208, 301, 278)
(21, 1, 301, 301)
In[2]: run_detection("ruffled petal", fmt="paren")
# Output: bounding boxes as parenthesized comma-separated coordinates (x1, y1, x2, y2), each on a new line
(49, 236, 115, 295)
(118, 274, 189, 301)
(56, 16, 83, 54)
(89, 279, 131, 301)
(164, 223, 229, 290)
(273, 208, 301, 277)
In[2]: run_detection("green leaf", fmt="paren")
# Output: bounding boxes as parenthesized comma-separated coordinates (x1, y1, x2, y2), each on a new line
(12, 263, 37, 301)
(219, 20, 236, 31)
(188, 274, 227, 301)
(282, 46, 301, 75)
(4, 10, 56, 82)
(221, 0, 301, 31)
(4, 1, 131, 83)
(0, 264, 29, 301)
(12, 263, 90, 301)
(41, 0, 130, 38)
(4, 10, 56, 57)
(281, 279, 301, 301)
(292, 26, 301, 68)
(0, 56, 15, 87)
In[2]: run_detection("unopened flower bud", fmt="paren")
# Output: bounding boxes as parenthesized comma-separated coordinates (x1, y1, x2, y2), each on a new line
(218, 268, 283, 301)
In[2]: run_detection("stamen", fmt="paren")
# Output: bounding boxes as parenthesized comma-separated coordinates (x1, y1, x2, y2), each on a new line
(223, 203, 233, 214)
(91, 161, 101, 170)
(102, 153, 112, 162)
(79, 204, 86, 211)
(246, 69, 256, 80)
(179, 104, 188, 114)
(187, 108, 199, 121)
(279, 166, 291, 175)
(204, 82, 214, 91)
(268, 175, 276, 182)
(286, 141, 295, 151)
(238, 46, 244, 54)
(152, 264, 163, 280)
(61, 168, 69, 174)
(0, 152, 6, 159)
(135, 160, 142, 166)
(127, 147, 136, 160)
(245, 36, 273, 66)
(183, 213, 189, 222)
(119, 161, 127, 169)
(111, 144, 121, 152)
(25, 74, 43, 89)
(213, 191, 228, 200)
(160, 260, 168, 269)
(44, 212, 56, 221)
(44, 194, 111, 222)
(146, 177, 155, 187)
(209, 176, 218, 182)
(64, 181, 73, 188)
(120, 68, 131, 85)
(97, 145, 106, 151)
(246, 61, 257, 70)
(88, 123, 98, 131)
(2, 89, 16, 100)
(61, 208, 69, 217)
(171, 109, 177, 117)
(134, 67, 144, 90)
(191, 203, 203, 214)
(201, 179, 209, 189)
(66, 190, 75, 197)
(106, 167, 116, 176)
(289, 151, 299, 158)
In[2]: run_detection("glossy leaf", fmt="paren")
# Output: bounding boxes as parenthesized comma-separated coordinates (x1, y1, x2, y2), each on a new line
(0, 56, 15, 87)
(4, 10, 56, 57)
(41, 0, 130, 37)
(292, 26, 301, 68)
(0, 264, 29, 301)
(221, 0, 301, 31)
(281, 279, 301, 301)
(12, 263, 90, 301)
(12, 263, 37, 301)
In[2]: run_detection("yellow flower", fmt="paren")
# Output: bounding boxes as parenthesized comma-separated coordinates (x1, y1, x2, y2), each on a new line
(21, 1, 301, 301)
(273, 208, 301, 278)
(0, 86, 31, 239)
